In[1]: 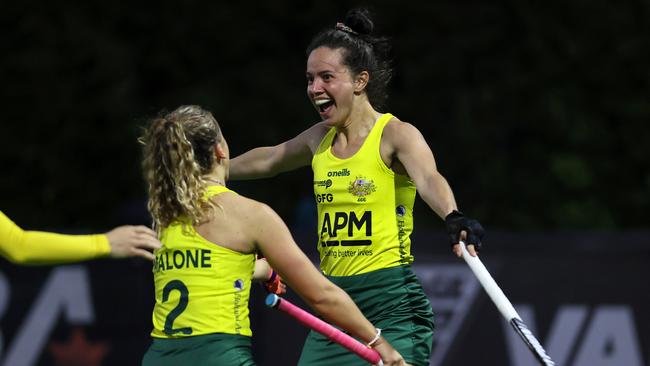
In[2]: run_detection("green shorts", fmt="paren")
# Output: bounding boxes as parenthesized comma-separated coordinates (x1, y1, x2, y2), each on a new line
(142, 333, 254, 366)
(298, 265, 434, 366)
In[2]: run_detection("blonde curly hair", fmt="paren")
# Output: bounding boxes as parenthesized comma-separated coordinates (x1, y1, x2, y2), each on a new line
(139, 105, 222, 229)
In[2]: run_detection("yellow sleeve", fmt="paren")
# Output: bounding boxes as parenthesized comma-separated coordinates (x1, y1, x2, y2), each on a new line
(0, 211, 111, 265)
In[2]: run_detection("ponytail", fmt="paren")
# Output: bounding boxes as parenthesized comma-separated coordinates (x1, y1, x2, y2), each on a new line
(140, 106, 222, 229)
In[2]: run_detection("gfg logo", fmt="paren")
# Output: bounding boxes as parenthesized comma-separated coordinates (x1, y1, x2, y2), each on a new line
(316, 193, 333, 203)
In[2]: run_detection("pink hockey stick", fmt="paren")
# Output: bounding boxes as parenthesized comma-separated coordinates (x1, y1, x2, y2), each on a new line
(265, 294, 383, 365)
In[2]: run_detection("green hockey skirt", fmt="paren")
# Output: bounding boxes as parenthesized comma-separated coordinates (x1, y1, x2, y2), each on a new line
(298, 265, 434, 366)
(142, 333, 254, 366)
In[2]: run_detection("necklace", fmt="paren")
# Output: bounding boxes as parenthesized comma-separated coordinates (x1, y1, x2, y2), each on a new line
(204, 177, 225, 186)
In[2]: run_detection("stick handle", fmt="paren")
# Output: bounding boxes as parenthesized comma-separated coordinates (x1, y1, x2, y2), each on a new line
(265, 294, 383, 365)
(459, 241, 520, 321)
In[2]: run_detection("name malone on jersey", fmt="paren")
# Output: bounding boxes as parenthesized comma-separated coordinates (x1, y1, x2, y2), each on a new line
(153, 248, 212, 272)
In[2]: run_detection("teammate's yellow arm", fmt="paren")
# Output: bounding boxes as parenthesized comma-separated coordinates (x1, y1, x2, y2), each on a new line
(0, 211, 110, 265)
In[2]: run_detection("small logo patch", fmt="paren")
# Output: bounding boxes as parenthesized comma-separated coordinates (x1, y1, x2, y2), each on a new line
(328, 168, 351, 177)
(348, 176, 376, 200)
(233, 279, 245, 291)
(396, 205, 406, 217)
(314, 179, 333, 189)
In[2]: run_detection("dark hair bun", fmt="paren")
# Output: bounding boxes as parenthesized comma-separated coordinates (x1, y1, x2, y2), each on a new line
(344, 8, 374, 36)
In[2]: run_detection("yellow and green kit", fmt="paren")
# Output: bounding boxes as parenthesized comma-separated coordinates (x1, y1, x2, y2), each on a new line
(301, 113, 434, 366)
(143, 186, 255, 366)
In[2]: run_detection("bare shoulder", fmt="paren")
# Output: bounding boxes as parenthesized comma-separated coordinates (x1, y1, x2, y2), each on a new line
(214, 192, 266, 214)
(214, 192, 279, 225)
(301, 121, 332, 152)
(294, 120, 330, 138)
(383, 117, 424, 144)
(310, 120, 332, 132)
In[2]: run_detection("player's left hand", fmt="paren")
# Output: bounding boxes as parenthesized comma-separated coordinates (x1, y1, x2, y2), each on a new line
(445, 210, 484, 258)
(264, 269, 287, 295)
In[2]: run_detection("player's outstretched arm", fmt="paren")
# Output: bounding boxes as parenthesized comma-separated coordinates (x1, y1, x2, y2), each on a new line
(0, 211, 160, 264)
(229, 122, 329, 180)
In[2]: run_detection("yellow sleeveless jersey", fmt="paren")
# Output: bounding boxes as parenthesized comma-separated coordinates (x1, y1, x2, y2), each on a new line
(151, 186, 255, 338)
(312, 113, 416, 276)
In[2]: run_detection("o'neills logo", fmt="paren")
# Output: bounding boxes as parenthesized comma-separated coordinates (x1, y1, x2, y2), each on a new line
(327, 168, 351, 177)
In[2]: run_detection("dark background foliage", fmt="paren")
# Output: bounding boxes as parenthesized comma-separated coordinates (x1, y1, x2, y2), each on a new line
(1, 0, 648, 233)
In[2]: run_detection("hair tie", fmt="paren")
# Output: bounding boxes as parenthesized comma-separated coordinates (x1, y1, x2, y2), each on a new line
(335, 22, 358, 35)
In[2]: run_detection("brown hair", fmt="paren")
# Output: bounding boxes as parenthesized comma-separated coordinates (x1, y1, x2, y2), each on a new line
(307, 8, 393, 110)
(139, 105, 222, 229)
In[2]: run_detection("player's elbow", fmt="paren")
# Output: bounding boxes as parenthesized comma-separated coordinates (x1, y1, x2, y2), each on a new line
(303, 282, 342, 314)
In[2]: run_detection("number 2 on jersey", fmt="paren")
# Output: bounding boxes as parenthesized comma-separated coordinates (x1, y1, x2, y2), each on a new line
(162, 280, 193, 335)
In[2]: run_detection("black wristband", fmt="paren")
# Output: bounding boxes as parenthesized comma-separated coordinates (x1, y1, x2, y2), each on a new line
(444, 210, 485, 251)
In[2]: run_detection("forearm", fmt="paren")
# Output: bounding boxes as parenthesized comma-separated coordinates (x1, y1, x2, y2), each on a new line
(272, 253, 377, 343)
(230, 147, 280, 180)
(306, 284, 378, 344)
(1, 211, 110, 264)
(1, 227, 110, 265)
(418, 172, 458, 219)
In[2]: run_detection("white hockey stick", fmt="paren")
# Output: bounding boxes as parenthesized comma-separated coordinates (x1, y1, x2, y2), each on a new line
(460, 241, 556, 366)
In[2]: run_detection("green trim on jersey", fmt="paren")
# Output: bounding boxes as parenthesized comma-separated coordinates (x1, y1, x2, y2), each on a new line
(151, 185, 255, 338)
(312, 113, 416, 276)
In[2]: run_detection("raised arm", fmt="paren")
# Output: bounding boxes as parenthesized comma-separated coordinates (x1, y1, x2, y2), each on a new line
(247, 202, 404, 365)
(229, 122, 330, 180)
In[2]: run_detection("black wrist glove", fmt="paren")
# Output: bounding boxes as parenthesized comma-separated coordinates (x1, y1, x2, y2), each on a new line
(444, 210, 485, 251)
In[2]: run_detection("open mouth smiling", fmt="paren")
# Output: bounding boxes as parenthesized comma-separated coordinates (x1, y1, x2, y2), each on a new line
(315, 99, 335, 113)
